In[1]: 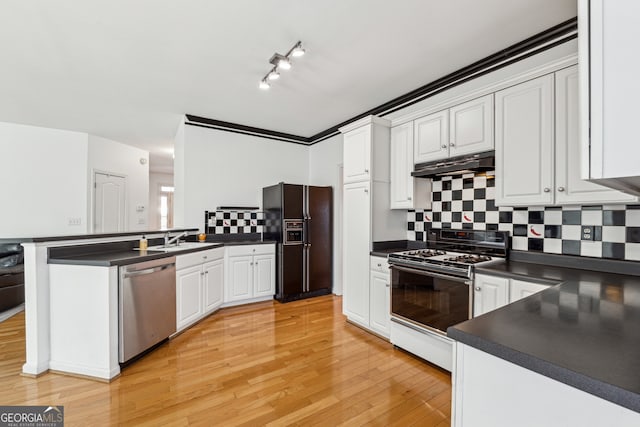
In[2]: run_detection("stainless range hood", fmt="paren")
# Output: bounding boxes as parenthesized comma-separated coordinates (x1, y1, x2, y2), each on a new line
(412, 151, 495, 178)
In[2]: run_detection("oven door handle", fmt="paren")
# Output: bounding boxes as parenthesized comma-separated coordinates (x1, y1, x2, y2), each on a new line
(390, 264, 471, 284)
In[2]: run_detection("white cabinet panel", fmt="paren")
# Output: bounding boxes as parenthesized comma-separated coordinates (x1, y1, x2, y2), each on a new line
(414, 110, 449, 163)
(203, 259, 224, 313)
(473, 274, 509, 317)
(343, 126, 371, 183)
(254, 254, 275, 297)
(555, 65, 637, 204)
(370, 270, 390, 338)
(176, 265, 204, 330)
(495, 74, 555, 206)
(390, 123, 431, 210)
(343, 181, 371, 326)
(510, 279, 549, 303)
(449, 94, 494, 157)
(226, 255, 253, 302)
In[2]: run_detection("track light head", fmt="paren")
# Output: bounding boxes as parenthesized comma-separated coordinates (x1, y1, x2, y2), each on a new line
(259, 79, 270, 90)
(291, 42, 305, 57)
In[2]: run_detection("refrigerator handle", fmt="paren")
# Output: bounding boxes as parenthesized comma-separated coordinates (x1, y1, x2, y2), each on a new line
(305, 244, 310, 292)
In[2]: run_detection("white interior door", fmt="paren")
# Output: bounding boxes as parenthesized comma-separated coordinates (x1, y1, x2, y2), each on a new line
(94, 172, 126, 233)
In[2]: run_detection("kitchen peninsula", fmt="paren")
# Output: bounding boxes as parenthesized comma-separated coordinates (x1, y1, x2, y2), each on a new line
(17, 229, 275, 381)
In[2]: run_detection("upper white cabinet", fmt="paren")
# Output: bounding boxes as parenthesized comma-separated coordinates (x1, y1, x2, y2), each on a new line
(390, 122, 431, 210)
(343, 125, 372, 184)
(496, 68, 636, 207)
(579, 0, 640, 195)
(555, 66, 636, 204)
(414, 110, 449, 163)
(414, 95, 493, 164)
(495, 74, 555, 206)
(449, 94, 494, 157)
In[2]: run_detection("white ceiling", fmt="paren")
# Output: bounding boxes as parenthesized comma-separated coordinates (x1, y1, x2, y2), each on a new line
(0, 1, 576, 173)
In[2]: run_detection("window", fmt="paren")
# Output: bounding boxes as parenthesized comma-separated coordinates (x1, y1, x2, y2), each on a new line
(159, 185, 174, 229)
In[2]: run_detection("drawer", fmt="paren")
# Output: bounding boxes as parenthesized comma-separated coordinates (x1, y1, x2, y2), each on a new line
(176, 247, 224, 270)
(370, 256, 389, 274)
(226, 244, 275, 257)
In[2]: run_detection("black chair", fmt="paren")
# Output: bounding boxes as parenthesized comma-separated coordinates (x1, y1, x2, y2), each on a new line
(0, 243, 24, 313)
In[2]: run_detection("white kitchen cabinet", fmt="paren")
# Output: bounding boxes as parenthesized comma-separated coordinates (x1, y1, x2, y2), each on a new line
(414, 110, 449, 163)
(176, 247, 225, 332)
(340, 116, 406, 329)
(495, 74, 555, 207)
(496, 69, 636, 207)
(390, 122, 431, 209)
(509, 279, 549, 303)
(369, 256, 391, 338)
(449, 94, 494, 157)
(203, 258, 224, 312)
(473, 273, 509, 317)
(414, 95, 493, 165)
(578, 0, 640, 195)
(342, 181, 371, 326)
(555, 66, 637, 204)
(343, 125, 371, 184)
(224, 244, 275, 305)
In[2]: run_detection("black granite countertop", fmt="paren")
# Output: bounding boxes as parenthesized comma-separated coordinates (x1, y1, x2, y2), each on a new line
(449, 251, 640, 413)
(1, 228, 199, 244)
(47, 235, 276, 267)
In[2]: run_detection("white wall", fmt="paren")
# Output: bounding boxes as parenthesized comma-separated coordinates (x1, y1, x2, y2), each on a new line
(176, 125, 309, 230)
(149, 172, 174, 230)
(308, 134, 343, 294)
(0, 122, 89, 237)
(87, 135, 150, 232)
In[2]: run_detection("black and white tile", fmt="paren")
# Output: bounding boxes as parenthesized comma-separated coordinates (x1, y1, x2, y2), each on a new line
(205, 210, 264, 235)
(407, 171, 640, 261)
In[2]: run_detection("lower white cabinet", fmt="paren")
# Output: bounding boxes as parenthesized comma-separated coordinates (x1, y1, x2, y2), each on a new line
(509, 279, 550, 303)
(473, 274, 509, 317)
(224, 244, 275, 305)
(369, 258, 391, 338)
(473, 273, 553, 317)
(176, 247, 225, 332)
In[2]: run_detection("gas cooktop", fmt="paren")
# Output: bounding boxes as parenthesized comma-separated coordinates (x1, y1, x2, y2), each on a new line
(387, 230, 509, 276)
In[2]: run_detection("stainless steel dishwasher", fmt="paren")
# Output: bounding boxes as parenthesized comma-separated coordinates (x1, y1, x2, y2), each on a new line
(119, 256, 176, 363)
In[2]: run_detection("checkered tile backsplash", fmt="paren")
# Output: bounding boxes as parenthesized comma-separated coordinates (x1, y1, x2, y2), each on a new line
(205, 210, 265, 235)
(407, 171, 640, 261)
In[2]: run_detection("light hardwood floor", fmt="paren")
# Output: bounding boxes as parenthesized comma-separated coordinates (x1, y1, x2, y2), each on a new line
(0, 296, 451, 426)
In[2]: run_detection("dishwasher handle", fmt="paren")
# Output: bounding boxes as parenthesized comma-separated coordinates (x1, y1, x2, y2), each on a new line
(123, 263, 175, 278)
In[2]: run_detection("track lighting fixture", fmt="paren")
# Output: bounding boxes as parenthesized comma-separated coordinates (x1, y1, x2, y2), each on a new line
(258, 41, 305, 90)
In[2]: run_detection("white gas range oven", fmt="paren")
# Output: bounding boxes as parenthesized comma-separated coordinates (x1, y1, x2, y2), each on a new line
(387, 230, 508, 371)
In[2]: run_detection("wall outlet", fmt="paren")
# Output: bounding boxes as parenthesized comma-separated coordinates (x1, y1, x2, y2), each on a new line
(581, 226, 594, 241)
(68, 217, 82, 226)
(138, 218, 146, 225)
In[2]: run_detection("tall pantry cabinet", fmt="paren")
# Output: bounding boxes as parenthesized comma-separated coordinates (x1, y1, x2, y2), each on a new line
(339, 116, 406, 330)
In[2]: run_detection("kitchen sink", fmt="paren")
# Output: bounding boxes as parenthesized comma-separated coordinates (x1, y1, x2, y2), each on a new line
(144, 242, 219, 252)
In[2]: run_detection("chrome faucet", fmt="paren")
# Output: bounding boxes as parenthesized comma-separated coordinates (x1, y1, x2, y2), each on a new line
(164, 231, 188, 247)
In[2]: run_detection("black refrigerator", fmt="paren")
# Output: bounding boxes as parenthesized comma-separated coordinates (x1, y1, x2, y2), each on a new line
(263, 183, 333, 302)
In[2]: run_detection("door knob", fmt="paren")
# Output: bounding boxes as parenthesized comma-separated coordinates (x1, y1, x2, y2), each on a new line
(543, 188, 551, 193)
(557, 187, 565, 192)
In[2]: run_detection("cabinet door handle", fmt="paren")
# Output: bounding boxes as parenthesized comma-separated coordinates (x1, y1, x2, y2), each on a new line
(386, 284, 390, 288)
(450, 143, 455, 147)
(364, 188, 369, 193)
(377, 263, 382, 267)
(250, 262, 253, 266)
(364, 169, 369, 173)
(441, 144, 447, 149)
(201, 272, 205, 277)
(557, 187, 565, 192)
(475, 286, 481, 291)
(543, 187, 551, 193)
(408, 196, 412, 200)
(203, 256, 207, 259)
